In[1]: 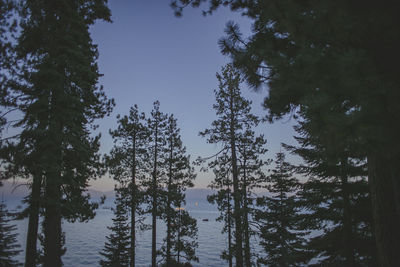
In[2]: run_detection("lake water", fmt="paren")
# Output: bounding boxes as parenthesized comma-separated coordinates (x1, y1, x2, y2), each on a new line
(8, 198, 245, 267)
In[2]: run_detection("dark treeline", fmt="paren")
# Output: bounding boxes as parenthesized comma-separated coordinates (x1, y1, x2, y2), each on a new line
(0, 0, 398, 266)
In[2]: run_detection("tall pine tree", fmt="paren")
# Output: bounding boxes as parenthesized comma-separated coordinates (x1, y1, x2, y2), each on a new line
(106, 105, 149, 267)
(3, 1, 114, 266)
(146, 101, 168, 267)
(200, 64, 261, 266)
(237, 123, 268, 267)
(162, 114, 198, 266)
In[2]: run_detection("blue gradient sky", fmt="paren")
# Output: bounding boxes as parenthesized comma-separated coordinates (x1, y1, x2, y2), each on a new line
(88, 0, 298, 191)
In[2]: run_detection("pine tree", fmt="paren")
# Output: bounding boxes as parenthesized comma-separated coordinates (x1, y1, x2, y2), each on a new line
(162, 114, 198, 266)
(146, 101, 168, 267)
(3, 1, 114, 266)
(107, 105, 149, 267)
(285, 113, 376, 266)
(237, 125, 268, 267)
(199, 63, 259, 265)
(255, 152, 308, 266)
(100, 189, 131, 267)
(173, 2, 400, 264)
(297, 175, 375, 266)
(0, 200, 21, 266)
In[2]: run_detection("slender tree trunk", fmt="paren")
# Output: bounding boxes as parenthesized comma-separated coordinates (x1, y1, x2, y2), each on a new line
(152, 124, 158, 267)
(177, 209, 181, 264)
(227, 187, 233, 267)
(229, 94, 243, 266)
(25, 174, 41, 267)
(166, 137, 173, 266)
(131, 135, 137, 267)
(43, 173, 62, 267)
(368, 152, 400, 266)
(241, 154, 251, 267)
(131, 192, 136, 267)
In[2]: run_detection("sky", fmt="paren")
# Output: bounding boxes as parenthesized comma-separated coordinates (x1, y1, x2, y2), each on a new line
(87, 0, 299, 191)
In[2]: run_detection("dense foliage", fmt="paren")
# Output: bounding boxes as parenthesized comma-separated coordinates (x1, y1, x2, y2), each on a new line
(0, 201, 21, 266)
(100, 190, 131, 267)
(104, 103, 198, 267)
(172, 0, 400, 265)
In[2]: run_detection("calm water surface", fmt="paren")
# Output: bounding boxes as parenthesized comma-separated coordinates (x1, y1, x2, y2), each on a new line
(10, 199, 237, 267)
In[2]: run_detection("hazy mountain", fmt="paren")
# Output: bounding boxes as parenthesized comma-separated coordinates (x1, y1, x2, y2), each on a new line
(0, 181, 217, 201)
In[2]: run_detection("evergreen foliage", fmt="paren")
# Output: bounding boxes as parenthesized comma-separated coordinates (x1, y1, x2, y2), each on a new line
(200, 64, 265, 266)
(0, 201, 21, 266)
(0, 0, 17, 110)
(162, 114, 198, 266)
(255, 152, 308, 266)
(0, 1, 114, 265)
(107, 105, 149, 267)
(100, 189, 131, 267)
(285, 114, 376, 265)
(298, 176, 375, 266)
(172, 1, 400, 264)
(146, 101, 168, 267)
(237, 120, 268, 267)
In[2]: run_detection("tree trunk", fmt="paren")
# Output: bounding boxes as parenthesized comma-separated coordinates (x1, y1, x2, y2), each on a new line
(229, 94, 243, 266)
(368, 152, 400, 266)
(131, 194, 136, 267)
(25, 174, 41, 267)
(177, 209, 181, 264)
(131, 135, 137, 267)
(227, 187, 233, 267)
(166, 137, 173, 266)
(242, 157, 251, 267)
(152, 124, 158, 267)
(243, 191, 251, 267)
(43, 91, 63, 267)
(43, 174, 62, 267)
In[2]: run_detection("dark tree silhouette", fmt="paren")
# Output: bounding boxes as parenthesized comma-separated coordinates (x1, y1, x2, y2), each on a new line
(285, 113, 376, 265)
(1, 1, 114, 266)
(172, 2, 400, 264)
(107, 105, 149, 267)
(146, 101, 168, 267)
(237, 123, 268, 267)
(255, 152, 309, 266)
(0, 201, 21, 266)
(200, 64, 262, 266)
(162, 114, 198, 266)
(100, 189, 131, 267)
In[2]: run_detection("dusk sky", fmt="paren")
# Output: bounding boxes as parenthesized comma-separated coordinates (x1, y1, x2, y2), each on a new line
(88, 0, 298, 191)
